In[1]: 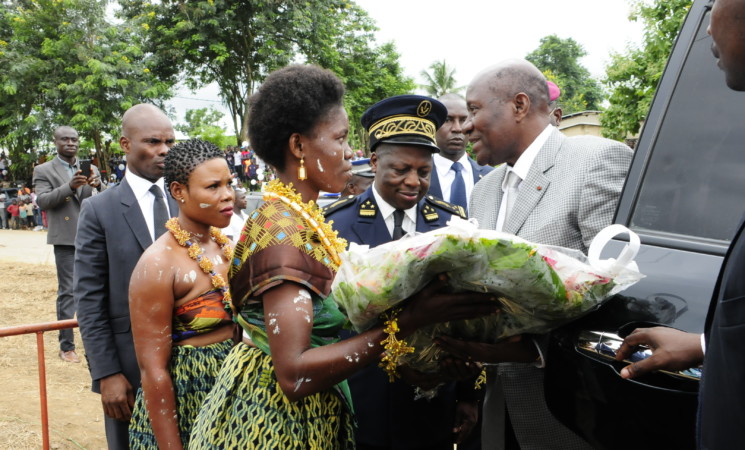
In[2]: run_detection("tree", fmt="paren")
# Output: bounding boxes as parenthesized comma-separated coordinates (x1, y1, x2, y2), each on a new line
(420, 60, 462, 97)
(305, 5, 415, 150)
(176, 107, 230, 147)
(526, 35, 604, 113)
(0, 0, 173, 182)
(121, 0, 414, 148)
(601, 0, 692, 141)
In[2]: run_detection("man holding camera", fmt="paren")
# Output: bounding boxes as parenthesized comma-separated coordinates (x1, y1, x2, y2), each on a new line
(33, 125, 103, 363)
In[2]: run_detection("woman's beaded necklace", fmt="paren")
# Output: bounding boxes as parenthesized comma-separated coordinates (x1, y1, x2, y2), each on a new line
(166, 218, 234, 305)
(262, 179, 347, 267)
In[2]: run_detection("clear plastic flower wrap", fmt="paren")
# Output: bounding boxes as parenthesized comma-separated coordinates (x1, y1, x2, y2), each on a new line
(331, 218, 644, 373)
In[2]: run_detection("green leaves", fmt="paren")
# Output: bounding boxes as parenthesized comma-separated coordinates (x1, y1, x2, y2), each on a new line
(526, 35, 604, 113)
(601, 0, 692, 141)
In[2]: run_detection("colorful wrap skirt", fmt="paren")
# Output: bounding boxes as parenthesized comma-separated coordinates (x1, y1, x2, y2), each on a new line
(189, 342, 355, 449)
(129, 339, 233, 449)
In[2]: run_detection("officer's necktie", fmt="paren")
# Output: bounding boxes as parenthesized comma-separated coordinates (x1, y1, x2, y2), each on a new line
(149, 185, 169, 240)
(392, 209, 405, 240)
(450, 161, 468, 214)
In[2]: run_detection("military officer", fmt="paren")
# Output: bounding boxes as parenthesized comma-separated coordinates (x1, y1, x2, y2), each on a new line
(324, 95, 479, 450)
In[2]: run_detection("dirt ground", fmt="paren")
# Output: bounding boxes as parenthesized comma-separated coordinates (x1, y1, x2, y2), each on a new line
(0, 230, 108, 449)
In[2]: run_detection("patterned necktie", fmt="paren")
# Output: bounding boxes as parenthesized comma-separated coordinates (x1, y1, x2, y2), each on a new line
(149, 184, 169, 240)
(450, 161, 468, 214)
(392, 209, 405, 240)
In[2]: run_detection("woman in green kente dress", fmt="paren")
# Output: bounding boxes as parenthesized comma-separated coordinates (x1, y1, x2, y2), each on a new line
(189, 65, 497, 449)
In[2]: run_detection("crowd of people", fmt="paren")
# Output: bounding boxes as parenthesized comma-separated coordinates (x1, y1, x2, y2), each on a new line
(4, 1, 744, 447)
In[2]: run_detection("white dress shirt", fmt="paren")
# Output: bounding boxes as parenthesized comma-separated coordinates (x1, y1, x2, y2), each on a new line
(495, 124, 553, 232)
(125, 171, 171, 241)
(432, 153, 474, 204)
(372, 185, 417, 238)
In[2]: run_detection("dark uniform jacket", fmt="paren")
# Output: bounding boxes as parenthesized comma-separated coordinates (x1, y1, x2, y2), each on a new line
(323, 187, 468, 449)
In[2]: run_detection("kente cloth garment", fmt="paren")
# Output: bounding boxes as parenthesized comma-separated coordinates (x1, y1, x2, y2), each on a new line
(128, 339, 233, 449)
(171, 289, 233, 342)
(189, 199, 354, 449)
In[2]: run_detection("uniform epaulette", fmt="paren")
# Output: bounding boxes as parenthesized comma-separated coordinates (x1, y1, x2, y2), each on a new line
(321, 195, 356, 216)
(424, 195, 467, 219)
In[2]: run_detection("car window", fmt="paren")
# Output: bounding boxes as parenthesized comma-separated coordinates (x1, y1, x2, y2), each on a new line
(630, 11, 745, 242)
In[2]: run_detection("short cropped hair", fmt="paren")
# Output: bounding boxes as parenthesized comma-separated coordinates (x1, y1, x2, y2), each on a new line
(165, 139, 224, 195)
(248, 65, 345, 171)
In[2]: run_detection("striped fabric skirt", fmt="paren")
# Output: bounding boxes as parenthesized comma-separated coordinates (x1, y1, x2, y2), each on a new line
(129, 339, 233, 449)
(189, 342, 355, 449)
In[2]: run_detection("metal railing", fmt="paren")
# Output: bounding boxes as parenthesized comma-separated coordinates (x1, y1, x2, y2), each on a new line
(0, 319, 79, 450)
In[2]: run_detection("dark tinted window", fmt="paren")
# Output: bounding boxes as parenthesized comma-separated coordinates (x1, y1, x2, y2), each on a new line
(630, 12, 745, 241)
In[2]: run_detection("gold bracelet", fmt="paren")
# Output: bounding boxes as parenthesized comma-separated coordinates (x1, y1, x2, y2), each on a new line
(379, 308, 415, 382)
(474, 368, 487, 389)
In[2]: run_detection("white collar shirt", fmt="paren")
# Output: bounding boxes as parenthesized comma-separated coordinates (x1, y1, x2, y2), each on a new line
(125, 171, 171, 241)
(433, 153, 474, 204)
(372, 185, 417, 239)
(496, 124, 553, 231)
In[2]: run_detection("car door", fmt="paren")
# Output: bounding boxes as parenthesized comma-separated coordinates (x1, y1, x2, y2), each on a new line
(545, 1, 745, 448)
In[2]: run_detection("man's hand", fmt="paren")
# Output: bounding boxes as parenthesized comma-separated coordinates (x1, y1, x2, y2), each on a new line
(438, 355, 483, 382)
(453, 400, 479, 444)
(68, 170, 88, 190)
(398, 364, 444, 391)
(615, 327, 704, 379)
(99, 373, 134, 422)
(435, 335, 538, 364)
(87, 174, 101, 189)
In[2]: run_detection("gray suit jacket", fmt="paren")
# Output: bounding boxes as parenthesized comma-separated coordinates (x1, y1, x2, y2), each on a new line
(33, 158, 102, 245)
(470, 127, 632, 449)
(74, 177, 178, 393)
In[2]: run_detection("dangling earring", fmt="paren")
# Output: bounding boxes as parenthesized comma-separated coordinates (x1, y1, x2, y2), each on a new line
(298, 156, 307, 181)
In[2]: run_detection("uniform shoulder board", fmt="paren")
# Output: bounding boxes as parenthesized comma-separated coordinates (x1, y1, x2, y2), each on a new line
(322, 195, 356, 216)
(425, 195, 467, 219)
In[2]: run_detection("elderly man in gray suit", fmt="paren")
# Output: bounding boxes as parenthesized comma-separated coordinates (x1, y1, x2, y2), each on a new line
(437, 59, 633, 449)
(75, 104, 176, 449)
(33, 126, 103, 363)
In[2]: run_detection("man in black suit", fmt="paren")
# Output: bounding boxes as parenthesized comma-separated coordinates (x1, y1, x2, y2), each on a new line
(74, 104, 177, 449)
(616, 0, 745, 447)
(428, 93, 492, 214)
(324, 95, 479, 450)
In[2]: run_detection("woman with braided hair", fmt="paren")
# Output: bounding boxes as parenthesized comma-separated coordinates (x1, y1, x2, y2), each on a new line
(128, 139, 237, 449)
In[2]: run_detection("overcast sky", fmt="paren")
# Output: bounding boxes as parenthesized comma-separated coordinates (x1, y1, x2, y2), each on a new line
(169, 0, 645, 133)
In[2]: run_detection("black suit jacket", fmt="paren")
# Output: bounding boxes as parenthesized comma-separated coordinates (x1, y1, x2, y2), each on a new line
(427, 156, 493, 202)
(324, 188, 466, 448)
(74, 177, 178, 392)
(699, 215, 745, 448)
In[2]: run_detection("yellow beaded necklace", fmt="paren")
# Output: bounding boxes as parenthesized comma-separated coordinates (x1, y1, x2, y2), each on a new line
(166, 218, 234, 305)
(263, 179, 347, 267)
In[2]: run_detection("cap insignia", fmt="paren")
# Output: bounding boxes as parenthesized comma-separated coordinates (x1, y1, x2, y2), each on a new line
(417, 100, 432, 117)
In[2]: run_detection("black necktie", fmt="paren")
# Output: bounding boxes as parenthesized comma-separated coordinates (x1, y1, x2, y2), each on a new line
(392, 209, 405, 240)
(149, 185, 168, 240)
(450, 161, 468, 214)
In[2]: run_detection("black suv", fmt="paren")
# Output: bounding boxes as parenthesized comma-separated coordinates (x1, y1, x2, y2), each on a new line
(545, 1, 745, 449)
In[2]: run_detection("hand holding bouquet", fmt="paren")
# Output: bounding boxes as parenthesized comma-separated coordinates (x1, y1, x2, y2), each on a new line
(331, 218, 643, 373)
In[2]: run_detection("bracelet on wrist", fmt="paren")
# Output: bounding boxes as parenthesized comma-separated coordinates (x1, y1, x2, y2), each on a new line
(379, 308, 415, 382)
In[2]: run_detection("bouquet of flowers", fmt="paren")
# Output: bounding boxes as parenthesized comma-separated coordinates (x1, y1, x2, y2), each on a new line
(331, 218, 643, 373)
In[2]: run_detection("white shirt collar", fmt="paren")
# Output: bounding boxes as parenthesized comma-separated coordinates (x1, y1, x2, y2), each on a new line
(371, 185, 417, 235)
(433, 153, 472, 181)
(508, 124, 554, 183)
(125, 171, 167, 201)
